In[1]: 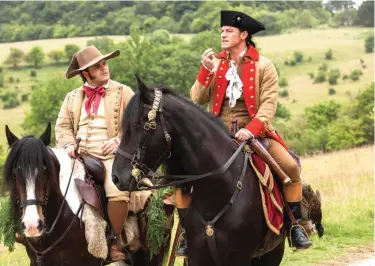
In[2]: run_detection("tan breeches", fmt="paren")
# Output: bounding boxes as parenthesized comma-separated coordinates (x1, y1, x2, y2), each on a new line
(102, 158, 130, 202)
(266, 138, 302, 202)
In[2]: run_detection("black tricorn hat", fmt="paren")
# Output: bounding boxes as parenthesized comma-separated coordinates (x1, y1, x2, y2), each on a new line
(220, 10, 265, 36)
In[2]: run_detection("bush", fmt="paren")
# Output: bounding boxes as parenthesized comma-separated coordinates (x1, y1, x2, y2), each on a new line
(30, 70, 37, 77)
(328, 88, 336, 95)
(279, 77, 289, 88)
(0, 73, 3, 88)
(1, 92, 17, 101)
(350, 69, 363, 81)
(318, 63, 328, 72)
(325, 48, 333, 60)
(9, 76, 14, 83)
(21, 93, 29, 102)
(3, 94, 20, 109)
(365, 35, 374, 53)
(294, 51, 304, 63)
(279, 89, 289, 97)
(342, 74, 349, 80)
(16, 77, 20, 83)
(308, 72, 314, 79)
(328, 69, 341, 85)
(308, 56, 312, 62)
(314, 71, 326, 83)
(289, 60, 297, 66)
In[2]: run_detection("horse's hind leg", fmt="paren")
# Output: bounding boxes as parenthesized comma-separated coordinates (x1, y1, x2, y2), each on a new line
(250, 240, 285, 266)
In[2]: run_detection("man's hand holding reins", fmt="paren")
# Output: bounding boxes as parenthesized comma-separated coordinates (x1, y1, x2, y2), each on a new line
(235, 128, 254, 142)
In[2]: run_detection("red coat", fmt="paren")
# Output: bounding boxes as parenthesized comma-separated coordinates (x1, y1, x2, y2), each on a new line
(192, 46, 288, 150)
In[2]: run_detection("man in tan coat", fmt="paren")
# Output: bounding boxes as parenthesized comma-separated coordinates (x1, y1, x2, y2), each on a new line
(176, 10, 312, 255)
(55, 45, 134, 261)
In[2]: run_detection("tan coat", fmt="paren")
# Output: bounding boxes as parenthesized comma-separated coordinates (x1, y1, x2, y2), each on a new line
(190, 46, 279, 138)
(55, 79, 134, 148)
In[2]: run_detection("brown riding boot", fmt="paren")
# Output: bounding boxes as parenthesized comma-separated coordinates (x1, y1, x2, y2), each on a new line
(108, 200, 129, 261)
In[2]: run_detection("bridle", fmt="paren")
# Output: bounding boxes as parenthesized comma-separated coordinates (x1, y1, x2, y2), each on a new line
(116, 88, 173, 187)
(13, 156, 84, 266)
(115, 88, 247, 190)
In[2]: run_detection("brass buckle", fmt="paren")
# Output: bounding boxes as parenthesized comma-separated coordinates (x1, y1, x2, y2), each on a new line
(236, 181, 243, 190)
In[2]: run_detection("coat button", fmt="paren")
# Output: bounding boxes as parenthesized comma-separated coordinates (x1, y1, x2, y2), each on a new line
(250, 77, 253, 81)
(250, 86, 253, 89)
(250, 96, 254, 99)
(215, 103, 218, 106)
(219, 76, 222, 79)
(250, 105, 254, 108)
(217, 85, 220, 88)
(251, 61, 254, 64)
(250, 69, 254, 72)
(216, 94, 219, 97)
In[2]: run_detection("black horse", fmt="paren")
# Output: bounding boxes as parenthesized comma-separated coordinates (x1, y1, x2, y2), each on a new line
(112, 76, 286, 266)
(3, 124, 169, 266)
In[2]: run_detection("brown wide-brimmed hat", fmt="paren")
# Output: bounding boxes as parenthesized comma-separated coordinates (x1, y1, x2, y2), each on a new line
(66, 45, 120, 79)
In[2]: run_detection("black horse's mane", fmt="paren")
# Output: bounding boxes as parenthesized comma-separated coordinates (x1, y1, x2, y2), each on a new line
(3, 136, 54, 188)
(122, 85, 230, 137)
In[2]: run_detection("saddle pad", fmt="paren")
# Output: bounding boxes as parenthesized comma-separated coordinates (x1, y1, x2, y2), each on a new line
(249, 153, 284, 235)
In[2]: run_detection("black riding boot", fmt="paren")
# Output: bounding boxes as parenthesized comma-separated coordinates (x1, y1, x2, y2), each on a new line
(287, 202, 312, 250)
(176, 208, 188, 257)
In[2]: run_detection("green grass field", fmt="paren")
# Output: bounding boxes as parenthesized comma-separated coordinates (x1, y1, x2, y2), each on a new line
(1, 145, 373, 265)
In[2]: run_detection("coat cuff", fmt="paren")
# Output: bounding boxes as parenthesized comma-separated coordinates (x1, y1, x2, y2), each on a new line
(245, 118, 265, 137)
(197, 65, 214, 86)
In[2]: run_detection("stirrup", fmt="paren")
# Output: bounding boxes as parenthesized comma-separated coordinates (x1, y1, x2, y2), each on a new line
(288, 224, 312, 251)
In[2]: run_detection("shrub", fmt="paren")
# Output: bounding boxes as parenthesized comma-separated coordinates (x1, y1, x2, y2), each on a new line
(294, 51, 304, 63)
(325, 48, 333, 60)
(342, 74, 349, 80)
(279, 77, 289, 88)
(328, 88, 336, 95)
(314, 71, 326, 83)
(365, 35, 374, 53)
(9, 76, 14, 83)
(30, 70, 37, 77)
(327, 69, 341, 85)
(279, 89, 289, 97)
(350, 69, 363, 81)
(308, 72, 314, 79)
(3, 97, 20, 109)
(318, 63, 328, 72)
(21, 93, 29, 102)
(16, 77, 20, 83)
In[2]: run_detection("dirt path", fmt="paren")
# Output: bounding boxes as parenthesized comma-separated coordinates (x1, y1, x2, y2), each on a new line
(315, 244, 374, 266)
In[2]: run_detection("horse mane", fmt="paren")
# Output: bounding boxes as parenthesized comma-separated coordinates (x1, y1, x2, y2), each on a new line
(3, 136, 55, 189)
(122, 85, 231, 137)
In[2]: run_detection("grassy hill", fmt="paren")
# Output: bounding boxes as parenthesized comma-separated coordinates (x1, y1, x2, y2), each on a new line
(0, 27, 373, 146)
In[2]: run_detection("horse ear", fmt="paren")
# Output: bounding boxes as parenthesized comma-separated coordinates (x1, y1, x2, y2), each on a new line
(5, 125, 19, 147)
(135, 73, 152, 104)
(40, 122, 51, 146)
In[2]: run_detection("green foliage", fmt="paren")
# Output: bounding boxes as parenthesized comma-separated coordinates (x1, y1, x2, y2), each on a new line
(279, 89, 289, 98)
(275, 102, 291, 120)
(279, 77, 289, 88)
(0, 198, 21, 252)
(332, 8, 357, 27)
(354, 1, 374, 27)
(87, 37, 114, 54)
(318, 63, 328, 72)
(1, 91, 16, 101)
(328, 88, 336, 95)
(313, 71, 326, 83)
(325, 48, 333, 60)
(22, 75, 81, 140)
(8, 76, 14, 83)
(26, 46, 45, 68)
(327, 69, 341, 85)
(146, 187, 172, 259)
(295, 10, 318, 28)
(350, 69, 363, 81)
(364, 34, 374, 53)
(3, 96, 20, 109)
(21, 93, 29, 102)
(308, 72, 314, 79)
(0, 71, 3, 88)
(293, 51, 304, 63)
(30, 70, 37, 77)
(64, 44, 80, 62)
(5, 48, 24, 68)
(305, 101, 341, 130)
(48, 50, 64, 64)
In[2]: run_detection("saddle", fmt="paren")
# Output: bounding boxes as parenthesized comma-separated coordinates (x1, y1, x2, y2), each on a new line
(74, 154, 107, 219)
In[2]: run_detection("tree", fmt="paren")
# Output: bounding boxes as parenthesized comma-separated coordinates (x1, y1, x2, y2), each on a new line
(64, 44, 80, 62)
(48, 50, 64, 64)
(327, 69, 341, 85)
(26, 46, 45, 67)
(324, 1, 355, 13)
(22, 75, 81, 141)
(305, 101, 341, 130)
(87, 37, 114, 54)
(5, 48, 24, 67)
(354, 1, 374, 27)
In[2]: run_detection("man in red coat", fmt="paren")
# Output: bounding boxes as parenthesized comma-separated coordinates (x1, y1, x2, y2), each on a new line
(176, 10, 312, 256)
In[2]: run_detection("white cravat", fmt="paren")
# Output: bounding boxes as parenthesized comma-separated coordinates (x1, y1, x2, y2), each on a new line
(225, 49, 246, 108)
